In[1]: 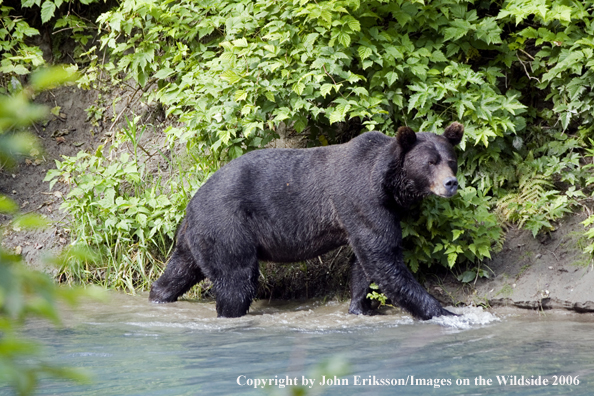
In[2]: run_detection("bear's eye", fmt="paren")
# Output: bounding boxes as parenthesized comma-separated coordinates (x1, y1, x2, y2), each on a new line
(428, 159, 437, 165)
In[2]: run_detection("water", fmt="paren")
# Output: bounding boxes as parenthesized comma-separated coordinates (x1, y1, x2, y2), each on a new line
(3, 292, 594, 395)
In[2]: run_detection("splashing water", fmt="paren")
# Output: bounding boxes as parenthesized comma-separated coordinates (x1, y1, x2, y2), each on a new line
(428, 306, 500, 330)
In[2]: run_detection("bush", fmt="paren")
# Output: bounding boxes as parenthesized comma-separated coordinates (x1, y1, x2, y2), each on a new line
(85, 1, 594, 274)
(45, 117, 208, 290)
(5, 0, 593, 286)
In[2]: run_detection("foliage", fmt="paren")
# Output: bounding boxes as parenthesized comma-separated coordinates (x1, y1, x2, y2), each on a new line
(45, 116, 209, 291)
(457, 263, 491, 284)
(403, 188, 502, 272)
(0, 0, 99, 83)
(580, 142, 594, 257)
(87, 0, 591, 273)
(0, 222, 92, 395)
(496, 131, 586, 236)
(2, 0, 590, 286)
(581, 214, 594, 256)
(95, 0, 528, 159)
(0, 65, 77, 169)
(503, 0, 594, 131)
(0, 2, 43, 80)
(366, 282, 388, 307)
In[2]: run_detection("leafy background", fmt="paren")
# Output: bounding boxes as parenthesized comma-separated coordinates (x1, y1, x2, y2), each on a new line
(3, 0, 594, 290)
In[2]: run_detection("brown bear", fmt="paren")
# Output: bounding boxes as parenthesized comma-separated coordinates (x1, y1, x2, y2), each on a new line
(149, 123, 464, 319)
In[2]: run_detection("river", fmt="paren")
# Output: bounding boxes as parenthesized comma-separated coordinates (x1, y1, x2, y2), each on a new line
(3, 292, 593, 395)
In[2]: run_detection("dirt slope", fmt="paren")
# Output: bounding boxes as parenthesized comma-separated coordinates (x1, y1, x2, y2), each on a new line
(433, 213, 594, 313)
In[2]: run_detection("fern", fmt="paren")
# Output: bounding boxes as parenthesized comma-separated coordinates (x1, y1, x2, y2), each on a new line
(497, 170, 571, 236)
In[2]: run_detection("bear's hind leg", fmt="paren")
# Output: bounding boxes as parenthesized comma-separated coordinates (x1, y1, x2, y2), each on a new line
(149, 240, 205, 303)
(214, 259, 259, 318)
(348, 255, 377, 315)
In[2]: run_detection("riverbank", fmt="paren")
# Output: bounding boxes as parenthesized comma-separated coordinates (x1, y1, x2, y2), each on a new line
(431, 212, 594, 313)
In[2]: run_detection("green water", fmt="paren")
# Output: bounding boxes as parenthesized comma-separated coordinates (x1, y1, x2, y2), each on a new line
(3, 292, 593, 395)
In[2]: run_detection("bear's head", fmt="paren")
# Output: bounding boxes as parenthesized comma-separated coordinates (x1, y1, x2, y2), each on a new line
(392, 122, 464, 204)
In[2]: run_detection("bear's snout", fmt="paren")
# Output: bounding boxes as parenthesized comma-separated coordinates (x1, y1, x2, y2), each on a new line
(429, 167, 459, 198)
(443, 176, 458, 197)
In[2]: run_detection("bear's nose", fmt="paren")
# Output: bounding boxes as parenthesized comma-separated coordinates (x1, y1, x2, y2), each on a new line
(443, 177, 458, 196)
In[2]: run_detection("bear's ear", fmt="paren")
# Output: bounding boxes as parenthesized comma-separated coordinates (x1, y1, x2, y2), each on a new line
(443, 122, 464, 146)
(396, 126, 416, 153)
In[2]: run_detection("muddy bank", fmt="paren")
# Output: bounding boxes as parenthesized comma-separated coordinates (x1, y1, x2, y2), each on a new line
(0, 84, 167, 271)
(432, 212, 594, 313)
(0, 86, 103, 271)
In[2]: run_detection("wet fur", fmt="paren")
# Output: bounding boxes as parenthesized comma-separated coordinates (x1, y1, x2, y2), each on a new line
(150, 124, 463, 320)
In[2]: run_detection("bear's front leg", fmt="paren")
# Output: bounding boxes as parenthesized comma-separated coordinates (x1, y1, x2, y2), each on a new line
(351, 239, 454, 320)
(376, 264, 456, 320)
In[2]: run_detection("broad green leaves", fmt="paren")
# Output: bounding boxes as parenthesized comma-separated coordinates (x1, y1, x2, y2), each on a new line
(89, 0, 591, 272)
(19, 0, 590, 275)
(403, 189, 502, 272)
(0, 0, 99, 79)
(40, 1, 56, 23)
(96, 0, 526, 161)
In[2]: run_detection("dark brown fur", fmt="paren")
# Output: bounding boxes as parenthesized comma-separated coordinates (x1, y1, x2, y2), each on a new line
(150, 123, 464, 319)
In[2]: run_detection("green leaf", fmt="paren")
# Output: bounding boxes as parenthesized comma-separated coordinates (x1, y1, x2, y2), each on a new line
(274, 107, 292, 122)
(303, 33, 319, 49)
(234, 90, 248, 101)
(385, 71, 398, 86)
(329, 109, 344, 124)
(351, 87, 368, 97)
(452, 229, 464, 241)
(292, 82, 305, 96)
(444, 26, 467, 41)
(394, 11, 412, 27)
(447, 252, 458, 268)
(475, 17, 502, 44)
(478, 245, 491, 259)
(431, 50, 448, 62)
(228, 145, 243, 159)
(345, 17, 360, 32)
(30, 66, 78, 91)
(458, 270, 476, 283)
(560, 111, 572, 131)
(294, 117, 307, 133)
(220, 70, 241, 84)
(337, 32, 351, 48)
(154, 68, 174, 79)
(41, 1, 56, 24)
(232, 38, 248, 47)
(550, 4, 572, 24)
(320, 84, 334, 98)
(328, 102, 350, 124)
(358, 46, 372, 61)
